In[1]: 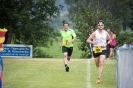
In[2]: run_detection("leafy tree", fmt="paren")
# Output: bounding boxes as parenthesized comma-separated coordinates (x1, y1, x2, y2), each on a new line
(0, 0, 60, 48)
(117, 30, 133, 46)
(110, 0, 133, 31)
(0, 0, 63, 57)
(65, 0, 130, 58)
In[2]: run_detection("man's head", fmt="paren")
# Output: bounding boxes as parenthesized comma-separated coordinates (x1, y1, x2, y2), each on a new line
(107, 29, 111, 34)
(63, 22, 69, 31)
(97, 20, 104, 30)
(90, 28, 95, 33)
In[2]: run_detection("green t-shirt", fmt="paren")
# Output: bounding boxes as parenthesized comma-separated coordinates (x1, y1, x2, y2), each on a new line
(60, 29, 76, 47)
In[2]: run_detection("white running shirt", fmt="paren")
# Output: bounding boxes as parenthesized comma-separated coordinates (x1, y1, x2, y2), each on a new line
(93, 29, 107, 51)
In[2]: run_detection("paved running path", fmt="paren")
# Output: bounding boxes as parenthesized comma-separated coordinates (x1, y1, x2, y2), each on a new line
(87, 59, 92, 88)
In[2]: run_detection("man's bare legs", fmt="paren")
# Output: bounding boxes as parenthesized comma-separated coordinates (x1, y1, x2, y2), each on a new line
(63, 52, 69, 72)
(63, 52, 68, 64)
(94, 55, 106, 83)
(91, 52, 94, 59)
(67, 56, 70, 61)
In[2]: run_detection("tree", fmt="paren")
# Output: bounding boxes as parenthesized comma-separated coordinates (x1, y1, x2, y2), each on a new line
(64, 0, 123, 58)
(110, 0, 133, 31)
(0, 0, 60, 48)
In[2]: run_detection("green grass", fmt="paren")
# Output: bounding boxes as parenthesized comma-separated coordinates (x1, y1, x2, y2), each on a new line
(43, 39, 84, 59)
(90, 60, 117, 88)
(3, 58, 116, 88)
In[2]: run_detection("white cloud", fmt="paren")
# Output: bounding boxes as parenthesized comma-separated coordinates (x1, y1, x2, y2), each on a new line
(60, 11, 69, 17)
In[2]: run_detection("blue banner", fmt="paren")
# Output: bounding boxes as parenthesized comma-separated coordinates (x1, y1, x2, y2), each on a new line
(0, 56, 3, 88)
(0, 44, 32, 58)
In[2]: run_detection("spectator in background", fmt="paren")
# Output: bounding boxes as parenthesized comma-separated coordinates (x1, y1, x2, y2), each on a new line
(107, 29, 111, 35)
(106, 29, 111, 59)
(88, 28, 95, 59)
(109, 30, 116, 59)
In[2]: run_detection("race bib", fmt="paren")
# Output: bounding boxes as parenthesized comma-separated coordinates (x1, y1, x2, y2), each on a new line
(94, 46, 102, 53)
(64, 40, 68, 45)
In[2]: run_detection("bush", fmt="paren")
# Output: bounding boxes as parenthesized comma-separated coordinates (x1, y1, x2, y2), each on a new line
(117, 30, 133, 46)
(33, 47, 53, 58)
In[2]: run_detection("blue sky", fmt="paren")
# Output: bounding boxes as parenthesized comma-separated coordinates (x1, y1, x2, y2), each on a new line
(55, 0, 68, 13)
(50, 0, 73, 29)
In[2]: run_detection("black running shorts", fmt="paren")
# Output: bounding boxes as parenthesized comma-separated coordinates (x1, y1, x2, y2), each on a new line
(93, 50, 107, 58)
(109, 45, 115, 48)
(62, 46, 73, 56)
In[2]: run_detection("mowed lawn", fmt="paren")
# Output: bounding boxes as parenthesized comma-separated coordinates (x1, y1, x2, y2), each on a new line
(42, 38, 85, 59)
(3, 58, 116, 88)
(90, 60, 117, 88)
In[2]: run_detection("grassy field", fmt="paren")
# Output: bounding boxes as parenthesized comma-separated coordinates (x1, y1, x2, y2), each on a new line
(2, 38, 117, 88)
(3, 58, 116, 88)
(90, 60, 117, 88)
(42, 38, 85, 59)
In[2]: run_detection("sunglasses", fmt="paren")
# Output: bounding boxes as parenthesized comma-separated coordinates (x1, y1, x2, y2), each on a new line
(98, 24, 104, 26)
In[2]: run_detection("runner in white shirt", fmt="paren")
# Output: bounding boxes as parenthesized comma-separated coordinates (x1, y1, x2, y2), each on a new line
(86, 20, 111, 84)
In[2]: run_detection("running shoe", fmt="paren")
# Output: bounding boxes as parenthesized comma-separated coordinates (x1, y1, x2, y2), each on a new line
(66, 66, 69, 72)
(96, 78, 101, 84)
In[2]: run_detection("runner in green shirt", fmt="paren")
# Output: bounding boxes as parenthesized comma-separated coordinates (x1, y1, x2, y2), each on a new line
(59, 22, 76, 72)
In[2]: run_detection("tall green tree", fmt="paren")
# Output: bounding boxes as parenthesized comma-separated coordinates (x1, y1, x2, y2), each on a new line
(110, 0, 133, 31)
(64, 0, 128, 58)
(0, 0, 60, 48)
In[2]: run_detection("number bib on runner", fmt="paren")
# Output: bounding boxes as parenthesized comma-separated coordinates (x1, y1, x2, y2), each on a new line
(94, 46, 102, 53)
(64, 40, 68, 45)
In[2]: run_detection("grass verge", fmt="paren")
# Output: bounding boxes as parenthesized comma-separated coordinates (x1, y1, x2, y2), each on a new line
(3, 58, 116, 88)
(90, 59, 117, 88)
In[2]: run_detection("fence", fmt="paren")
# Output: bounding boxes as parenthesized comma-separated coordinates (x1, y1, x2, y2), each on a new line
(116, 44, 133, 88)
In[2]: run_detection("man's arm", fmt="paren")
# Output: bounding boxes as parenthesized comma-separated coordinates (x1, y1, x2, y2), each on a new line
(71, 36, 76, 42)
(59, 37, 62, 48)
(107, 33, 112, 44)
(86, 32, 97, 44)
(67, 30, 77, 44)
(67, 36, 76, 45)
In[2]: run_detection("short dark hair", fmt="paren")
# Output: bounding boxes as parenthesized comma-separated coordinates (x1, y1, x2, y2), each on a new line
(110, 30, 115, 34)
(63, 22, 69, 26)
(97, 20, 104, 24)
